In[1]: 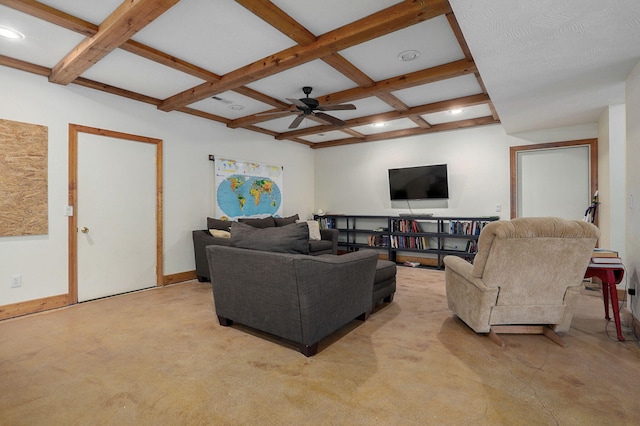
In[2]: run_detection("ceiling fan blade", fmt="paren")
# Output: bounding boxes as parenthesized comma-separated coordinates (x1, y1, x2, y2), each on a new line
(319, 103, 356, 111)
(314, 112, 345, 126)
(255, 110, 295, 117)
(289, 114, 305, 129)
(286, 97, 308, 109)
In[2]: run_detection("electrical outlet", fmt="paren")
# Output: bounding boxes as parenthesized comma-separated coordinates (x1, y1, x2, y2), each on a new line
(496, 203, 502, 212)
(11, 275, 21, 288)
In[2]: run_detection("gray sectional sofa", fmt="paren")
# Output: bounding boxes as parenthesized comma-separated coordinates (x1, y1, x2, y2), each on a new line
(206, 244, 379, 356)
(192, 214, 338, 282)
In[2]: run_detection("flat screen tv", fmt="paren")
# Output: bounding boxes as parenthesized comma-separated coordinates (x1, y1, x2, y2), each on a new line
(388, 164, 449, 200)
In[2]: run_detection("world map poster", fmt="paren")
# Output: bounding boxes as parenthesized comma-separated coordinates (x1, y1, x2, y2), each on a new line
(214, 157, 283, 220)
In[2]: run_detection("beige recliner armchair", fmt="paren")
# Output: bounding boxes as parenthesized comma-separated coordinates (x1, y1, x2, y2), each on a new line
(444, 217, 600, 346)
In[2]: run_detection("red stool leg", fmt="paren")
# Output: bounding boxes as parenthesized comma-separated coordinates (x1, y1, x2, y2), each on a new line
(607, 282, 625, 341)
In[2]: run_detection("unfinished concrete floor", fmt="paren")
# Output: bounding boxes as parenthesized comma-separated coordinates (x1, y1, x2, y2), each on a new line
(1, 267, 639, 425)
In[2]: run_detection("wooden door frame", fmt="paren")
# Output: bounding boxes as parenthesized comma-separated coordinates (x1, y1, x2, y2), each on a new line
(509, 138, 598, 220)
(68, 124, 163, 304)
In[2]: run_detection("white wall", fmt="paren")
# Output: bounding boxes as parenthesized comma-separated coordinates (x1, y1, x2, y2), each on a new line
(314, 123, 597, 219)
(625, 62, 640, 317)
(598, 104, 627, 259)
(0, 67, 314, 306)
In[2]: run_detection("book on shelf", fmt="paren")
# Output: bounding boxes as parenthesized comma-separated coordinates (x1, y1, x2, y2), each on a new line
(590, 256, 623, 264)
(591, 249, 619, 258)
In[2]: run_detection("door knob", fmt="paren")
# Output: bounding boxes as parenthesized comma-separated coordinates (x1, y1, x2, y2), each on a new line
(80, 227, 89, 233)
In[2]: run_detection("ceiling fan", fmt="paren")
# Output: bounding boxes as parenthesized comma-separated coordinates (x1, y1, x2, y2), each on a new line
(284, 86, 356, 129)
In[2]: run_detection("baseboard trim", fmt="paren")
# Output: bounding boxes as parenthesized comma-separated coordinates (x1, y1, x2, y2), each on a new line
(163, 270, 197, 285)
(0, 294, 69, 321)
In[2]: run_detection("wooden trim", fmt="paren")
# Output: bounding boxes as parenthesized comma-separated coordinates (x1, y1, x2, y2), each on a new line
(68, 124, 164, 304)
(164, 271, 197, 285)
(509, 139, 598, 219)
(0, 294, 69, 321)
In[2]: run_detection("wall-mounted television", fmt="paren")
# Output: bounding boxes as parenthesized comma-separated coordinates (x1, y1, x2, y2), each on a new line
(388, 164, 449, 200)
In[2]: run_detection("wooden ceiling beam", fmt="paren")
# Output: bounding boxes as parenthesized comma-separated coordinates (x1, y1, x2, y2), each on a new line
(319, 59, 477, 105)
(49, 0, 181, 85)
(159, 0, 451, 111)
(228, 59, 476, 129)
(2, 0, 291, 110)
(310, 116, 500, 149)
(276, 93, 490, 139)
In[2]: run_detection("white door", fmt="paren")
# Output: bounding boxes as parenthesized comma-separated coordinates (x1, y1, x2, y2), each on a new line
(77, 133, 157, 302)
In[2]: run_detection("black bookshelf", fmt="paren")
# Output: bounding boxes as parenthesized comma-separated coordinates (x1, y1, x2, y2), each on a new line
(315, 214, 500, 269)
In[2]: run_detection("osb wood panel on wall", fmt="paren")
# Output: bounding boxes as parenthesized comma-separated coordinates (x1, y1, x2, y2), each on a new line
(0, 119, 48, 236)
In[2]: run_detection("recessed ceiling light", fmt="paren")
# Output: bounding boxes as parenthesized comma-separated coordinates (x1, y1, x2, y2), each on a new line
(450, 108, 463, 115)
(0, 26, 25, 40)
(229, 105, 244, 110)
(397, 50, 420, 62)
(372, 122, 386, 128)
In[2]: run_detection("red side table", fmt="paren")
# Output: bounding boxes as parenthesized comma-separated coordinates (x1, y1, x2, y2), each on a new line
(584, 264, 625, 341)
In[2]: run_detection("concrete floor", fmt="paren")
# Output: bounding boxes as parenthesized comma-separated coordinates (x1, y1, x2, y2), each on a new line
(1, 267, 639, 425)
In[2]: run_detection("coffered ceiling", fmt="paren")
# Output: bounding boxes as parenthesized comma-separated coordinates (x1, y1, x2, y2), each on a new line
(0, 0, 498, 148)
(1, 1, 638, 147)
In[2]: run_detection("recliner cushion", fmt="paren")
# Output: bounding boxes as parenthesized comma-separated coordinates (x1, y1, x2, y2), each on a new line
(231, 221, 309, 254)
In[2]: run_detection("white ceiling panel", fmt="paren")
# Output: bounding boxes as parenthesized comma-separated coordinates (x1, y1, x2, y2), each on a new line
(339, 16, 466, 82)
(271, 0, 402, 36)
(80, 49, 205, 100)
(300, 131, 353, 144)
(352, 118, 417, 135)
(0, 5, 85, 68)
(245, 59, 358, 102)
(132, 0, 297, 75)
(38, 0, 122, 24)
(188, 91, 273, 119)
(332, 97, 396, 120)
(392, 75, 483, 107)
(422, 104, 493, 125)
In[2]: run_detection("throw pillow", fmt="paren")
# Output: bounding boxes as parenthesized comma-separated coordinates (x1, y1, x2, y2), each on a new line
(209, 229, 231, 238)
(231, 221, 309, 254)
(207, 217, 232, 231)
(238, 216, 276, 228)
(297, 219, 322, 241)
(274, 214, 299, 227)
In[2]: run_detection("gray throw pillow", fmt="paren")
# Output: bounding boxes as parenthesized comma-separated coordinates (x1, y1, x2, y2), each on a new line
(231, 221, 309, 254)
(207, 217, 232, 231)
(274, 214, 299, 227)
(238, 216, 276, 228)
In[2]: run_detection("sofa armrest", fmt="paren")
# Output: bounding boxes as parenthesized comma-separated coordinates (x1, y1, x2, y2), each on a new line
(320, 228, 339, 255)
(192, 230, 231, 281)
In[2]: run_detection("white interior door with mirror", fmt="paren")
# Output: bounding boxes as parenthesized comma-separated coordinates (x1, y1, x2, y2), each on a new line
(76, 131, 158, 302)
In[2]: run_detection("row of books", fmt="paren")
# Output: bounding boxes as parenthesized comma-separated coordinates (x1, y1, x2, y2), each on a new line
(590, 249, 622, 264)
(317, 217, 336, 229)
(390, 219, 421, 233)
(448, 220, 492, 236)
(389, 235, 429, 250)
(367, 235, 390, 248)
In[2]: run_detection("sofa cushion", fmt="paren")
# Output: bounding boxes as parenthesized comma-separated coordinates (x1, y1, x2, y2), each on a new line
(207, 217, 232, 231)
(274, 214, 299, 227)
(231, 221, 309, 254)
(238, 216, 276, 228)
